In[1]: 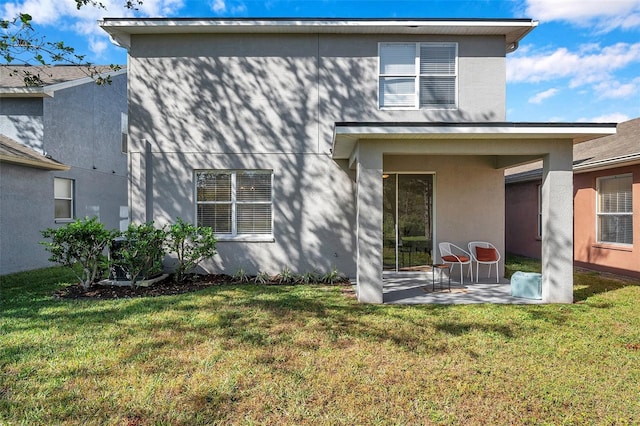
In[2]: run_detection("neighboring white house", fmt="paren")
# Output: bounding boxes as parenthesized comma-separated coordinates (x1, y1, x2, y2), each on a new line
(0, 66, 128, 274)
(99, 18, 615, 303)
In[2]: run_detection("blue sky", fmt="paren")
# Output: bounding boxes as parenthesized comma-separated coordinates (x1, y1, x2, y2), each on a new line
(3, 0, 639, 122)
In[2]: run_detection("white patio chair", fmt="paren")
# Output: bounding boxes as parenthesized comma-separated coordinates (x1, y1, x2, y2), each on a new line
(468, 241, 501, 283)
(438, 242, 473, 284)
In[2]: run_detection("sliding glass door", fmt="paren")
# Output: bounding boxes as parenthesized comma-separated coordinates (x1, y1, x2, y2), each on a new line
(383, 173, 434, 272)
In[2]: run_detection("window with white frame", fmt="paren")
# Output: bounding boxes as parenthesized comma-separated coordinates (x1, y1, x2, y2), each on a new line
(597, 174, 633, 245)
(54, 177, 74, 220)
(379, 42, 457, 109)
(196, 170, 273, 238)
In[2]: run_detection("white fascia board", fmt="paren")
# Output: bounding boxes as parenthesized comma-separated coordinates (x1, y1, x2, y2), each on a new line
(0, 87, 51, 98)
(335, 124, 616, 137)
(332, 124, 617, 159)
(99, 18, 538, 52)
(573, 153, 640, 173)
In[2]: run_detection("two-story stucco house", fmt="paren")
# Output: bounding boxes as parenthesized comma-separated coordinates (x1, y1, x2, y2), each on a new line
(99, 18, 616, 303)
(0, 66, 128, 274)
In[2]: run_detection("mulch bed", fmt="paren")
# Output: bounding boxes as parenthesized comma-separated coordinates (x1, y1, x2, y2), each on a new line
(54, 274, 352, 300)
(54, 274, 232, 299)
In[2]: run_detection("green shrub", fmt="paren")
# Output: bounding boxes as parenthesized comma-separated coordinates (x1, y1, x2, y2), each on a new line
(300, 271, 320, 284)
(253, 271, 271, 284)
(166, 218, 217, 283)
(41, 217, 117, 289)
(232, 268, 250, 283)
(113, 222, 166, 287)
(321, 267, 345, 285)
(276, 267, 298, 284)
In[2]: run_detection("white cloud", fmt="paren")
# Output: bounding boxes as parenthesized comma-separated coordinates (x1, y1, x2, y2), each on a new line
(230, 2, 247, 14)
(525, 0, 640, 32)
(138, 0, 184, 16)
(593, 77, 640, 99)
(1, 0, 185, 63)
(210, 0, 246, 15)
(528, 88, 558, 104)
(578, 113, 630, 123)
(89, 37, 108, 57)
(2, 0, 184, 36)
(211, 0, 226, 13)
(507, 42, 640, 88)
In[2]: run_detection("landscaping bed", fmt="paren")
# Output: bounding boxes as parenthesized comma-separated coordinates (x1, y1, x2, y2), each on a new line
(53, 273, 351, 299)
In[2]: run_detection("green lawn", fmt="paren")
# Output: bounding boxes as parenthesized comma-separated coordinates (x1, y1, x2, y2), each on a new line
(1, 259, 639, 425)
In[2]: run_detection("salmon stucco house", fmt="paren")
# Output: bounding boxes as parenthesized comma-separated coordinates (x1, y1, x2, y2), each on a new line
(99, 18, 616, 303)
(506, 118, 639, 279)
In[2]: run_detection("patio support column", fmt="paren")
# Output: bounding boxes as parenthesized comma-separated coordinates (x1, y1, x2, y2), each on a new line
(541, 142, 574, 303)
(355, 144, 384, 303)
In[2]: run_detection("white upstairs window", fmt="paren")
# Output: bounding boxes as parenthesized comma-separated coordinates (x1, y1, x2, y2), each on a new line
(379, 42, 458, 109)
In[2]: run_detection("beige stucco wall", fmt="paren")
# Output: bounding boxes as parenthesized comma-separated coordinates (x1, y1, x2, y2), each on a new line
(125, 31, 508, 277)
(140, 149, 357, 276)
(127, 33, 507, 156)
(384, 154, 506, 275)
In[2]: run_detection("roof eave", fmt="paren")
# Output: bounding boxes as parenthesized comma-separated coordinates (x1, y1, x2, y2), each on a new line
(99, 18, 538, 53)
(332, 122, 617, 160)
(0, 155, 70, 171)
(573, 153, 640, 174)
(0, 87, 53, 98)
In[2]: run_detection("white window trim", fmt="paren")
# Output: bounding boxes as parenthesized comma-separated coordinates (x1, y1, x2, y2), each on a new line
(595, 173, 633, 246)
(195, 170, 274, 242)
(54, 177, 74, 222)
(378, 42, 458, 111)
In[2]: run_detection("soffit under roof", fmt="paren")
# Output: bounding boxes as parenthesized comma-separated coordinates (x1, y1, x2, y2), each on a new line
(331, 122, 617, 160)
(99, 18, 538, 52)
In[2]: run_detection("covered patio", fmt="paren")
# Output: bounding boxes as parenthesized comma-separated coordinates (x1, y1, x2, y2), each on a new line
(383, 272, 542, 304)
(332, 122, 617, 304)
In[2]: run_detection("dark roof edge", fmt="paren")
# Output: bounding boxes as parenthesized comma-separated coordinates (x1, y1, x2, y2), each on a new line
(101, 17, 536, 23)
(335, 122, 617, 128)
(506, 153, 640, 184)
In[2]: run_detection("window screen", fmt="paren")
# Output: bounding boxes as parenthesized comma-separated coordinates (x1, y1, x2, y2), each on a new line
(54, 177, 74, 220)
(379, 42, 457, 109)
(597, 174, 633, 244)
(196, 170, 273, 237)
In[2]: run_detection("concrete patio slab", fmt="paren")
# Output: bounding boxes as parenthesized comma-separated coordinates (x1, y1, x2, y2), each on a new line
(383, 272, 544, 304)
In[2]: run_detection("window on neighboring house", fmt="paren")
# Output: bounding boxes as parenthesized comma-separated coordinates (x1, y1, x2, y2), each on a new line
(597, 174, 633, 245)
(379, 42, 457, 109)
(537, 184, 542, 238)
(54, 177, 74, 220)
(196, 170, 273, 239)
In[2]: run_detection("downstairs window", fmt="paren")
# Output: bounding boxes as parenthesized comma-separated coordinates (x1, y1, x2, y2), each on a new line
(597, 174, 633, 245)
(196, 170, 273, 240)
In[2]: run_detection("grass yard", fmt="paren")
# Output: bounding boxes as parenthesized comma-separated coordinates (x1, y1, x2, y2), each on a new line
(1, 259, 639, 425)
